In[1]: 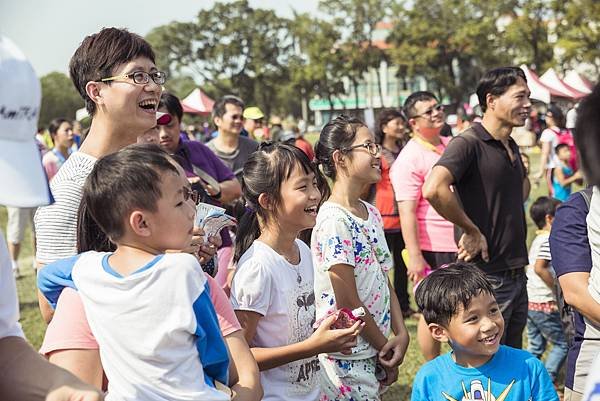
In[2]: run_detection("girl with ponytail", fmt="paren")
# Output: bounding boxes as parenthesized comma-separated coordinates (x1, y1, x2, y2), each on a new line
(231, 142, 362, 401)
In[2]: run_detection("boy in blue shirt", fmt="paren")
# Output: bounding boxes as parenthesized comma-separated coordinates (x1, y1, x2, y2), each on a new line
(411, 263, 558, 401)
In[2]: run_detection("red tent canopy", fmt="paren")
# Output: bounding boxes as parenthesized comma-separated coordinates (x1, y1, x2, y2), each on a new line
(540, 68, 588, 99)
(564, 70, 594, 95)
(181, 88, 215, 115)
(520, 65, 570, 103)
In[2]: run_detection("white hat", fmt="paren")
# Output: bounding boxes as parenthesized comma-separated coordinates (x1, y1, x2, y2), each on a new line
(0, 36, 53, 207)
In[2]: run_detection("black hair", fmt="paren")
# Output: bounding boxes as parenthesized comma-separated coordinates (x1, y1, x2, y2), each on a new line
(233, 142, 329, 264)
(81, 144, 178, 242)
(476, 67, 527, 113)
(403, 91, 437, 119)
(315, 115, 367, 180)
(48, 118, 71, 137)
(69, 28, 156, 116)
(374, 108, 407, 145)
(212, 95, 245, 120)
(555, 143, 570, 154)
(415, 263, 496, 327)
(574, 84, 600, 185)
(529, 196, 561, 229)
(546, 104, 566, 129)
(159, 92, 183, 122)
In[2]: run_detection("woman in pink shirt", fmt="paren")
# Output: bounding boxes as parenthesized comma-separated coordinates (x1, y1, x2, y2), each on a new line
(42, 118, 74, 181)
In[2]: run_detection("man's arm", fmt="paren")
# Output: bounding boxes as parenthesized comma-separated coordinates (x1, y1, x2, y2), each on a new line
(0, 336, 103, 401)
(558, 272, 600, 326)
(397, 200, 427, 281)
(422, 165, 488, 261)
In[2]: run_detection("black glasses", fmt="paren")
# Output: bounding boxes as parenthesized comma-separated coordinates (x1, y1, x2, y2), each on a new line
(341, 142, 382, 156)
(410, 104, 444, 119)
(183, 187, 201, 205)
(96, 70, 167, 85)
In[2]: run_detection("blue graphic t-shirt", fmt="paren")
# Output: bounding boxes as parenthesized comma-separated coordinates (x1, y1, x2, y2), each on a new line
(411, 345, 558, 401)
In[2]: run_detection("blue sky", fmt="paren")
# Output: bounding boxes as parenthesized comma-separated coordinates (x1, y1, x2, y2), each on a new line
(1, 0, 318, 76)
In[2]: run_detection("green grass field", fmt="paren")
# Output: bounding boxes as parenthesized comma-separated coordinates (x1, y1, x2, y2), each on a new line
(1, 148, 557, 399)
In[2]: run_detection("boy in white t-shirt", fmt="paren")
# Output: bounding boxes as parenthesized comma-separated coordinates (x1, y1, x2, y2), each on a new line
(38, 144, 230, 401)
(526, 196, 568, 383)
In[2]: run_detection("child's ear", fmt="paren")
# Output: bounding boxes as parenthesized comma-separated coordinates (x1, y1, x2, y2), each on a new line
(332, 149, 346, 168)
(257, 193, 271, 211)
(428, 323, 450, 343)
(545, 214, 554, 226)
(129, 211, 151, 237)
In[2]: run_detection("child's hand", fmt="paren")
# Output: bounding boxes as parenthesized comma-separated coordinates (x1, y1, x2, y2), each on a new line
(198, 234, 222, 264)
(378, 335, 409, 368)
(310, 314, 364, 354)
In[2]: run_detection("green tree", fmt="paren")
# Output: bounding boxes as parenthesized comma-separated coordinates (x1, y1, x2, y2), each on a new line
(387, 0, 513, 104)
(554, 0, 600, 76)
(39, 72, 83, 128)
(147, 0, 293, 117)
(502, 0, 555, 72)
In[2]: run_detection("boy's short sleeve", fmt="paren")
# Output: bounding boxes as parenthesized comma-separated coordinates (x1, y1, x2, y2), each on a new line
(313, 212, 356, 270)
(550, 193, 592, 276)
(528, 356, 560, 401)
(435, 136, 475, 184)
(410, 368, 430, 401)
(536, 237, 552, 262)
(230, 261, 272, 316)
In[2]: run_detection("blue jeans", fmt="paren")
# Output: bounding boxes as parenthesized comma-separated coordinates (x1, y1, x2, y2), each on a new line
(527, 310, 569, 382)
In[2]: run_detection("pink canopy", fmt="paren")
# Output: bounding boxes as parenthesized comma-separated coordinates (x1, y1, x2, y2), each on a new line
(181, 88, 215, 115)
(540, 68, 588, 99)
(564, 70, 594, 95)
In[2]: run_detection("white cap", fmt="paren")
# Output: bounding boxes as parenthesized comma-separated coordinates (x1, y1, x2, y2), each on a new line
(0, 36, 53, 207)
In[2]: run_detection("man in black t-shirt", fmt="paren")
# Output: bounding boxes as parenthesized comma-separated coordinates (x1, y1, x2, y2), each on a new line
(423, 67, 532, 348)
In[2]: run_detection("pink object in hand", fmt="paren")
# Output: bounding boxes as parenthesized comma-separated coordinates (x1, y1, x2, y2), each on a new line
(314, 307, 366, 329)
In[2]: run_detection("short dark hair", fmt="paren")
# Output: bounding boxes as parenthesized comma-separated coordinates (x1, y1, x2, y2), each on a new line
(315, 115, 367, 180)
(374, 108, 406, 144)
(476, 67, 527, 113)
(48, 117, 70, 137)
(69, 28, 156, 116)
(529, 196, 561, 229)
(574, 83, 600, 186)
(82, 144, 178, 241)
(403, 91, 437, 119)
(159, 92, 183, 122)
(555, 143, 570, 154)
(212, 95, 245, 120)
(415, 263, 495, 327)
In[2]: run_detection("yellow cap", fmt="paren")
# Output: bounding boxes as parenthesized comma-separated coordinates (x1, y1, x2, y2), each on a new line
(243, 106, 264, 120)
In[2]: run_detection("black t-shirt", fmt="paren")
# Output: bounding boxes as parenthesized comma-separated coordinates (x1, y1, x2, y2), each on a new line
(435, 123, 528, 273)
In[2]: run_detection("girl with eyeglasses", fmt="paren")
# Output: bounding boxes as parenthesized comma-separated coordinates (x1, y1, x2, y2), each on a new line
(312, 115, 409, 401)
(231, 143, 362, 401)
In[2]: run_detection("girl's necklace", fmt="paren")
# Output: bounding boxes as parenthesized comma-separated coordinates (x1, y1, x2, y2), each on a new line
(282, 244, 302, 284)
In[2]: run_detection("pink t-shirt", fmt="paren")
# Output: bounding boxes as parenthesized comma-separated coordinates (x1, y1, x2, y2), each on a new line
(389, 136, 457, 252)
(40, 273, 241, 356)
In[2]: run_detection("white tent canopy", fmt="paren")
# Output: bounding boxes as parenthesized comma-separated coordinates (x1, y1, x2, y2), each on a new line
(564, 70, 593, 95)
(520, 64, 553, 103)
(540, 68, 587, 99)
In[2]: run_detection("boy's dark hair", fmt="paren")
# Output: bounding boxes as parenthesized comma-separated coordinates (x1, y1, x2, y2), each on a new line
(555, 143, 570, 154)
(233, 142, 329, 264)
(159, 92, 184, 122)
(415, 263, 495, 327)
(403, 91, 437, 119)
(315, 114, 367, 180)
(81, 144, 177, 242)
(574, 84, 600, 186)
(69, 28, 156, 116)
(529, 196, 561, 229)
(476, 67, 527, 113)
(212, 95, 245, 120)
(48, 117, 70, 137)
(374, 108, 406, 145)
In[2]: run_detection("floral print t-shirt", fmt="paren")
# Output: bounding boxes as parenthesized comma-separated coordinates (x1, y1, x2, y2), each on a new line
(311, 200, 393, 359)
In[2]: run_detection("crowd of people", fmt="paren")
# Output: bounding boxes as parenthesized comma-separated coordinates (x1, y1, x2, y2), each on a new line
(2, 26, 600, 401)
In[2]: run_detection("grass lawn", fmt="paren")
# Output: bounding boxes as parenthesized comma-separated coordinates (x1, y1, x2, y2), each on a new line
(1, 148, 557, 399)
